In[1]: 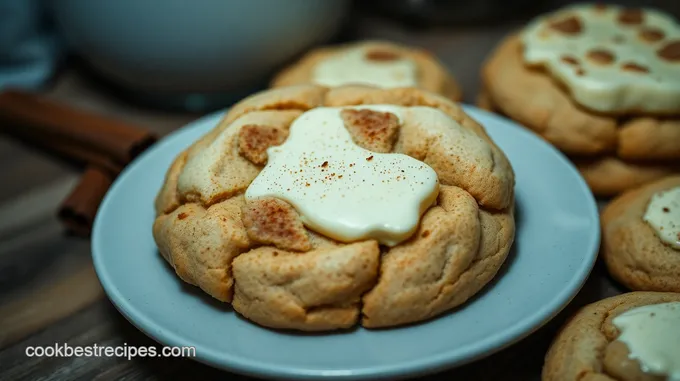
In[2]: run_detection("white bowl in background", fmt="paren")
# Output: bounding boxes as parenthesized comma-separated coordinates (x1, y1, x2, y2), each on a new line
(50, 0, 350, 94)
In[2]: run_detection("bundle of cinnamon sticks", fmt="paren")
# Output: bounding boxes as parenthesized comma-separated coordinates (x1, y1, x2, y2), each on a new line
(0, 90, 159, 236)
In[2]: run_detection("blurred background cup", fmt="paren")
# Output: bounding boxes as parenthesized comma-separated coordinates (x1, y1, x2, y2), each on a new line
(49, 0, 351, 111)
(0, 0, 63, 91)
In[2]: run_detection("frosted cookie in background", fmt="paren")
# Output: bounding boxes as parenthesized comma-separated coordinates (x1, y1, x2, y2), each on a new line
(270, 41, 462, 101)
(601, 175, 680, 292)
(542, 292, 680, 381)
(479, 3, 680, 197)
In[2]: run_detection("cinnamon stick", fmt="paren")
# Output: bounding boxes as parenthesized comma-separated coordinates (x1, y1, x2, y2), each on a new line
(0, 89, 162, 236)
(7, 129, 123, 174)
(0, 89, 158, 167)
(58, 166, 116, 237)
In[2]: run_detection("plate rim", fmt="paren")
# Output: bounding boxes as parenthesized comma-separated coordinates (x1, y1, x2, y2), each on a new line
(92, 104, 600, 380)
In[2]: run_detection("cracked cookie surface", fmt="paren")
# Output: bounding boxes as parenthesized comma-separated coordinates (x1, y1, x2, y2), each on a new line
(152, 84, 515, 330)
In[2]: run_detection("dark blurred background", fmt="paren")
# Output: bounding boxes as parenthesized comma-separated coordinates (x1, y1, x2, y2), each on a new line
(2, 0, 679, 112)
(360, 0, 680, 25)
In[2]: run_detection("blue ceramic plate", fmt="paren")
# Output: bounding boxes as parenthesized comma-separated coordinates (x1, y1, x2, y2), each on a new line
(92, 105, 599, 380)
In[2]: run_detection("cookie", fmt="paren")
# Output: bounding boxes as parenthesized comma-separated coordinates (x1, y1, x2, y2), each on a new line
(480, 4, 680, 197)
(476, 86, 680, 197)
(481, 33, 680, 159)
(543, 291, 680, 381)
(152, 84, 515, 331)
(575, 157, 680, 198)
(521, 4, 680, 115)
(271, 40, 463, 102)
(601, 175, 680, 292)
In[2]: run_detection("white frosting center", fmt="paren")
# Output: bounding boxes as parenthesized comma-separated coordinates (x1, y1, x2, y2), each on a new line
(643, 186, 680, 250)
(612, 302, 680, 380)
(521, 4, 680, 113)
(245, 105, 439, 246)
(312, 47, 418, 88)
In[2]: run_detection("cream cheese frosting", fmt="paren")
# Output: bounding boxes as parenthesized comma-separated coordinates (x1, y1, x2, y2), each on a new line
(612, 302, 680, 380)
(643, 186, 680, 249)
(245, 105, 439, 246)
(520, 3, 680, 113)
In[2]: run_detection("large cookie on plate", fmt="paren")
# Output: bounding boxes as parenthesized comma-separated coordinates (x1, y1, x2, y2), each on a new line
(152, 84, 515, 331)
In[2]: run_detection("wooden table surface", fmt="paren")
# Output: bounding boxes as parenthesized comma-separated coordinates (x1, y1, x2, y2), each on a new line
(0, 7, 644, 381)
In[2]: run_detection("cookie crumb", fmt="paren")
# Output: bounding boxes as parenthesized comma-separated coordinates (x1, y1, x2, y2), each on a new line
(663, 207, 670, 213)
(366, 155, 374, 161)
